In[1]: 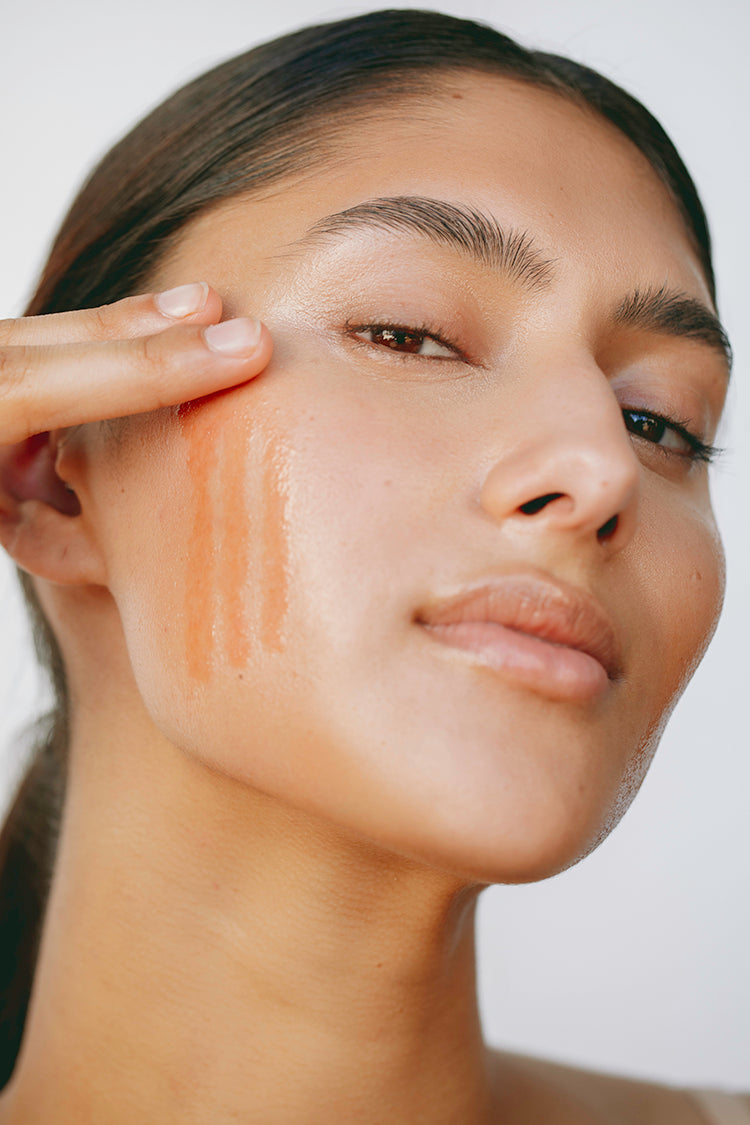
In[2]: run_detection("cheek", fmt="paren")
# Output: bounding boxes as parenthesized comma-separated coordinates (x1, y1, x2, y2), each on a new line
(629, 487, 725, 715)
(92, 378, 435, 795)
(96, 400, 299, 752)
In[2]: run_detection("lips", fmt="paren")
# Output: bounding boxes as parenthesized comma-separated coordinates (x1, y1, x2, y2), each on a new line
(415, 575, 622, 697)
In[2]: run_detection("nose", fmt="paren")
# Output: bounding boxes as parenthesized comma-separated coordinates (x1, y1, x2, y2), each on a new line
(478, 363, 641, 553)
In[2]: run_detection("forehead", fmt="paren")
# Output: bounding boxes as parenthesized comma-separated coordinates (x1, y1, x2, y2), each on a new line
(157, 71, 709, 307)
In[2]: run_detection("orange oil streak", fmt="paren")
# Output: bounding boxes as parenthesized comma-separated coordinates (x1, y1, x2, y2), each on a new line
(182, 415, 219, 683)
(260, 432, 290, 652)
(218, 429, 251, 668)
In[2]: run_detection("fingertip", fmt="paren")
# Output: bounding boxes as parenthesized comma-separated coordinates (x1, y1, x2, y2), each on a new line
(203, 317, 263, 357)
(155, 282, 210, 319)
(196, 283, 225, 323)
(151, 282, 225, 327)
(253, 320, 274, 369)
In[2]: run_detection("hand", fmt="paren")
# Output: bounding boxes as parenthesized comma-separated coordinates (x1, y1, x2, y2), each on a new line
(0, 282, 272, 445)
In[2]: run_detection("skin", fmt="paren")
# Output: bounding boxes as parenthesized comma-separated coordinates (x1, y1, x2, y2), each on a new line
(0, 74, 733, 1122)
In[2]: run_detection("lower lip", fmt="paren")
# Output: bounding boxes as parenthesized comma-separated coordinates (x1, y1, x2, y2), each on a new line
(420, 621, 610, 702)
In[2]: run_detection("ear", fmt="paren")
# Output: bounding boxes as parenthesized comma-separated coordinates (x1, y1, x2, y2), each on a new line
(0, 431, 106, 584)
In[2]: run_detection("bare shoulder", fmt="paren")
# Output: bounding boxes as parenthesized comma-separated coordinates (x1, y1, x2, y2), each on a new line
(488, 1047, 748, 1125)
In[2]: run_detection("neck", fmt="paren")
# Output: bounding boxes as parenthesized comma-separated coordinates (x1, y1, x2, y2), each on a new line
(0, 715, 497, 1124)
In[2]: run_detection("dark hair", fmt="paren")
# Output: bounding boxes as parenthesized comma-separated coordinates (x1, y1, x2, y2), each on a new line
(0, 7, 717, 1089)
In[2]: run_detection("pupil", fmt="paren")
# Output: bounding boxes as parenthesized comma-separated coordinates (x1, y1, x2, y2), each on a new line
(628, 412, 664, 442)
(377, 327, 422, 352)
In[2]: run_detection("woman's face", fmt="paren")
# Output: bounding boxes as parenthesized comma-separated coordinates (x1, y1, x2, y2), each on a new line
(72, 74, 728, 882)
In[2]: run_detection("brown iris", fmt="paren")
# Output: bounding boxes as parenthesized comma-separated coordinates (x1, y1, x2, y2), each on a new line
(366, 326, 426, 352)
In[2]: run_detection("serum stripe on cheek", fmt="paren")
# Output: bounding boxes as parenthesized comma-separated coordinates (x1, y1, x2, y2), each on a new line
(184, 418, 220, 683)
(180, 405, 290, 676)
(219, 427, 252, 668)
(260, 432, 291, 653)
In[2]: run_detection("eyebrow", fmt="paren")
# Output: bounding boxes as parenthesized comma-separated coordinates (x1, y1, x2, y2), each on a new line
(615, 284, 732, 374)
(294, 194, 732, 374)
(300, 195, 557, 291)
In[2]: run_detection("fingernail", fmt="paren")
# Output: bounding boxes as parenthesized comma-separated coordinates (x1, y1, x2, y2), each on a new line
(156, 281, 209, 318)
(203, 318, 262, 357)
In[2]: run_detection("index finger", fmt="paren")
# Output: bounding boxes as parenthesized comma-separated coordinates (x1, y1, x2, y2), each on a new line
(0, 317, 274, 445)
(0, 283, 222, 348)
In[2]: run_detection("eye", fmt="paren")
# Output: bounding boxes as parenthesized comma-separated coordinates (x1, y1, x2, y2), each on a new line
(348, 322, 461, 359)
(622, 409, 717, 464)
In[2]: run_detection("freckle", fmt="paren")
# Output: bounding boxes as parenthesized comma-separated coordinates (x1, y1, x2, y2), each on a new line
(180, 411, 219, 682)
(218, 426, 252, 668)
(260, 431, 291, 652)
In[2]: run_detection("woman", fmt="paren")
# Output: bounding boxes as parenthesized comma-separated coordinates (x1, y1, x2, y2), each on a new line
(0, 10, 745, 1122)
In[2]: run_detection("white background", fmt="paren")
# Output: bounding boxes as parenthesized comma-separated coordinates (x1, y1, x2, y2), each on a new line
(1, 0, 748, 1090)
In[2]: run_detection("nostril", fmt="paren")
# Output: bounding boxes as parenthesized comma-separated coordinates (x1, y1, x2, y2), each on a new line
(519, 492, 565, 516)
(597, 515, 618, 541)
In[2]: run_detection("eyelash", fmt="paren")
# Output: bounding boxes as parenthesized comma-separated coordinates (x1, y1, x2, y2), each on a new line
(345, 321, 719, 464)
(622, 410, 719, 464)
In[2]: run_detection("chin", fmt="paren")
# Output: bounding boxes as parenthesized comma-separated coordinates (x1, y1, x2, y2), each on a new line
(397, 795, 622, 887)
(295, 737, 645, 889)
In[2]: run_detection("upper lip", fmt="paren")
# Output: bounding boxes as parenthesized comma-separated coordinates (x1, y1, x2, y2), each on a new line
(415, 574, 622, 681)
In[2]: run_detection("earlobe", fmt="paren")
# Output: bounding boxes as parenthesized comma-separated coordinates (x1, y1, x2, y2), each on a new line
(0, 432, 107, 585)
